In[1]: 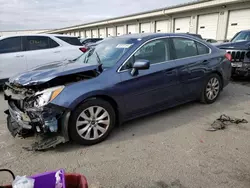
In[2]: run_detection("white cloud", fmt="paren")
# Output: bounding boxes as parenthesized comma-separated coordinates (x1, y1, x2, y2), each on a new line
(0, 0, 192, 31)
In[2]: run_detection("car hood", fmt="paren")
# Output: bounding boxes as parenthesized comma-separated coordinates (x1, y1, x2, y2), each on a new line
(215, 41, 250, 50)
(9, 60, 101, 86)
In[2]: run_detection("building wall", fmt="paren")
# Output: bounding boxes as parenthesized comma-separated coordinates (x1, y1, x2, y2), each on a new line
(0, 29, 49, 36)
(45, 0, 250, 41)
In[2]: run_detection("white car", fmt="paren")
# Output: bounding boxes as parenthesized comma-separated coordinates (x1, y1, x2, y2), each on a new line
(0, 34, 86, 85)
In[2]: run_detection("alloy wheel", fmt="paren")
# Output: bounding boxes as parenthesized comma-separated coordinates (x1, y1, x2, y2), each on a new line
(76, 106, 110, 140)
(206, 77, 220, 101)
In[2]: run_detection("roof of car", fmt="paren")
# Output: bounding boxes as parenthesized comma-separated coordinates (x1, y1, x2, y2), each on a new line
(115, 32, 201, 40)
(0, 33, 76, 38)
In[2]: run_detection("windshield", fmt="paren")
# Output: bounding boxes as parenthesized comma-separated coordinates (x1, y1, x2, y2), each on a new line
(75, 38, 137, 68)
(231, 31, 250, 42)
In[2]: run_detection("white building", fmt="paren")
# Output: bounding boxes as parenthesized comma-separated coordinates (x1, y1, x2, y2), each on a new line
(44, 0, 250, 41)
(0, 29, 50, 37)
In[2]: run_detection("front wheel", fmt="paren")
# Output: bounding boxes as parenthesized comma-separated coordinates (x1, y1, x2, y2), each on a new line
(200, 74, 222, 104)
(69, 99, 116, 145)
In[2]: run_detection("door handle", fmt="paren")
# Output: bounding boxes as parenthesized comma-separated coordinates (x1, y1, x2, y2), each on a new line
(16, 55, 24, 57)
(54, 51, 60, 53)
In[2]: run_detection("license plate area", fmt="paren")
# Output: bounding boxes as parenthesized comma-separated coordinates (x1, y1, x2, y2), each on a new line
(231, 62, 243, 67)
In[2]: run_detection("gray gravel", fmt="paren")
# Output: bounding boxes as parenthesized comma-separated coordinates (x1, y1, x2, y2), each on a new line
(0, 81, 250, 188)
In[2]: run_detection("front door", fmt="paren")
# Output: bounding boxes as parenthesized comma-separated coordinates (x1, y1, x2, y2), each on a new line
(118, 38, 181, 118)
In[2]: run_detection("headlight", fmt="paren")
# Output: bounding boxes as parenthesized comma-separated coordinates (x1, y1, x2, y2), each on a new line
(35, 86, 64, 107)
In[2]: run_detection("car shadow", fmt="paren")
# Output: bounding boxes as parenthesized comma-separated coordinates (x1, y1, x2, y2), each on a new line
(54, 82, 250, 152)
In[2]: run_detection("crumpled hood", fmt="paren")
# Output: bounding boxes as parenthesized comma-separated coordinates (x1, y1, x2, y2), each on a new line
(9, 60, 101, 86)
(215, 41, 250, 50)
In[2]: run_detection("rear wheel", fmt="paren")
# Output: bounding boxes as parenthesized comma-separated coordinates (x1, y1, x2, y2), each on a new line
(200, 74, 222, 104)
(69, 99, 116, 145)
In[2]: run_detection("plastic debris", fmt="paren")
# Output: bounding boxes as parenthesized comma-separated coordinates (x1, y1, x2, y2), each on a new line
(55, 170, 63, 188)
(12, 176, 35, 188)
(207, 114, 248, 131)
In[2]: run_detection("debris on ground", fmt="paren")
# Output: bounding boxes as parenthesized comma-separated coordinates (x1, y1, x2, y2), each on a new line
(207, 114, 248, 131)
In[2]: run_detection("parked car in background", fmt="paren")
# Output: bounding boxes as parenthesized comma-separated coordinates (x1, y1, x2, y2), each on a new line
(80, 38, 103, 46)
(4, 33, 231, 149)
(203, 38, 218, 43)
(0, 34, 85, 85)
(215, 30, 250, 77)
(186, 33, 203, 39)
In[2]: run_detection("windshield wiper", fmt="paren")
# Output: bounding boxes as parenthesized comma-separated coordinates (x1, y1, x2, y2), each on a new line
(95, 51, 102, 65)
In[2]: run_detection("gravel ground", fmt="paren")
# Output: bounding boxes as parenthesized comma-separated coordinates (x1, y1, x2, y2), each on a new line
(0, 81, 250, 188)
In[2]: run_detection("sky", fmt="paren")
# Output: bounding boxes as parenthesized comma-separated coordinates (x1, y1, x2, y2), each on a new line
(0, 0, 194, 31)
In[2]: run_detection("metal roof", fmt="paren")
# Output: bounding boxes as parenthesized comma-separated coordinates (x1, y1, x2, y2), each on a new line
(45, 0, 243, 33)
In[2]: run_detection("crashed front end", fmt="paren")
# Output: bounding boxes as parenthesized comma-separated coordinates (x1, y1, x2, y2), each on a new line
(4, 82, 70, 151)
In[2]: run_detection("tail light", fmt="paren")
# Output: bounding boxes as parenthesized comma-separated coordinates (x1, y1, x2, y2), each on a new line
(225, 53, 232, 61)
(79, 47, 88, 53)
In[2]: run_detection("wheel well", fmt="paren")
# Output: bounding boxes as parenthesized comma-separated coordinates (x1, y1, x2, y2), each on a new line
(211, 71, 224, 88)
(83, 95, 120, 125)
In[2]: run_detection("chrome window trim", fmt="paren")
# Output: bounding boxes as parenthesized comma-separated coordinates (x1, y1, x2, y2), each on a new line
(117, 35, 212, 73)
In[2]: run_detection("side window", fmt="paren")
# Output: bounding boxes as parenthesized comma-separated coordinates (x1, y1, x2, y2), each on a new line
(49, 38, 60, 48)
(26, 36, 50, 51)
(0, 37, 22, 54)
(172, 38, 198, 59)
(134, 39, 171, 64)
(121, 39, 171, 70)
(196, 42, 209, 55)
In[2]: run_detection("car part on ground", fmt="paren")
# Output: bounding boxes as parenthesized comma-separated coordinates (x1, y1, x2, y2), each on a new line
(3, 33, 232, 150)
(216, 30, 250, 77)
(207, 114, 248, 131)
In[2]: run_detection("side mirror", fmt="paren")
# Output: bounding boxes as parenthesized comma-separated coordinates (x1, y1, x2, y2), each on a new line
(131, 59, 150, 76)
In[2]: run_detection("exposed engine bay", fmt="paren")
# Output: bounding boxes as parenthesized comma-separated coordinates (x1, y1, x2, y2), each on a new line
(3, 70, 99, 151)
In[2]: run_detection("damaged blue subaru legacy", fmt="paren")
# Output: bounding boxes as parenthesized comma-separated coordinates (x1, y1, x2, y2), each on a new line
(3, 33, 232, 150)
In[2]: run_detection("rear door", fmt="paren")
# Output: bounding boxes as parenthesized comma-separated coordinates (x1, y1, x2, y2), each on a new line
(170, 37, 211, 99)
(0, 36, 27, 79)
(24, 36, 65, 70)
(118, 38, 181, 117)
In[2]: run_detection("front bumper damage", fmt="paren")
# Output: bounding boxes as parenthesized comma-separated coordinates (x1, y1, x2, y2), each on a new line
(4, 84, 70, 151)
(231, 62, 250, 77)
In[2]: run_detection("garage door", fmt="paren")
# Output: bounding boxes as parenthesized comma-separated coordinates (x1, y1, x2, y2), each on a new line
(85, 30, 91, 38)
(227, 9, 250, 39)
(140, 22, 151, 33)
(198, 13, 219, 39)
(127, 24, 137, 34)
(174, 17, 190, 33)
(107, 27, 114, 37)
(155, 20, 169, 33)
(99, 28, 106, 38)
(116, 26, 124, 36)
(92, 29, 98, 38)
(80, 31, 85, 37)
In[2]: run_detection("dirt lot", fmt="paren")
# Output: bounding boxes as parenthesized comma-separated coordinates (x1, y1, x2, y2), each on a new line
(0, 81, 250, 188)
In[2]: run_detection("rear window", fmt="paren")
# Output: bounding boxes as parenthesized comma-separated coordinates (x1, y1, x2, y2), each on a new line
(56, 36, 82, 46)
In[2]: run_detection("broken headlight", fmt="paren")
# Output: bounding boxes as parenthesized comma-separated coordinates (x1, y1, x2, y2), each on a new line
(34, 86, 64, 107)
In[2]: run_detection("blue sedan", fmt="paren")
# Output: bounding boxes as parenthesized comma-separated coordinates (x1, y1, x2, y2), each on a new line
(4, 33, 232, 148)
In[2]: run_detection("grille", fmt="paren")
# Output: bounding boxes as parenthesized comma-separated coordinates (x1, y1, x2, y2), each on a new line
(226, 50, 246, 62)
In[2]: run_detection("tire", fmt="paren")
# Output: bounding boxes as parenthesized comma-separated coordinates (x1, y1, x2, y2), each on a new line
(69, 98, 116, 145)
(200, 74, 222, 104)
